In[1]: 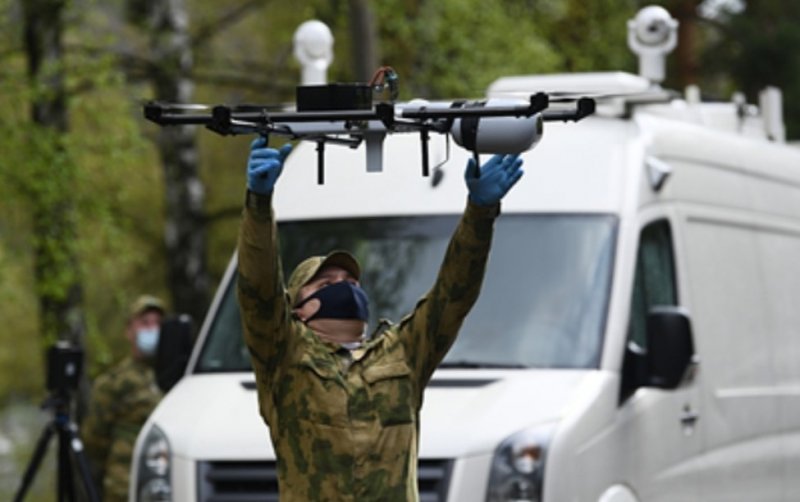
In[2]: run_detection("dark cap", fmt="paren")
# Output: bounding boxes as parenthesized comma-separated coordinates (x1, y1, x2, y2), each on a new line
(287, 251, 361, 306)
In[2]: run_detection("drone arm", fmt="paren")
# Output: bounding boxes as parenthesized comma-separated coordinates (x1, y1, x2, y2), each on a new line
(398, 92, 549, 120)
(144, 102, 212, 126)
(145, 93, 567, 133)
(542, 98, 596, 122)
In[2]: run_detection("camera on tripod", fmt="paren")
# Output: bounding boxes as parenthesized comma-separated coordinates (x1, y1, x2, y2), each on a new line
(14, 341, 100, 502)
(46, 341, 83, 396)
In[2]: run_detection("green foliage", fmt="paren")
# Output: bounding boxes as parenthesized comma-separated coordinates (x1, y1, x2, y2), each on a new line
(535, 0, 639, 73)
(26, 148, 79, 347)
(70, 88, 169, 370)
(375, 0, 563, 98)
(0, 0, 168, 400)
(0, 47, 48, 401)
(0, 226, 43, 400)
(701, 0, 800, 137)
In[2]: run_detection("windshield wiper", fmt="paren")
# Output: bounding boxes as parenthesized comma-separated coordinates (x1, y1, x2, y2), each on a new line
(438, 361, 528, 369)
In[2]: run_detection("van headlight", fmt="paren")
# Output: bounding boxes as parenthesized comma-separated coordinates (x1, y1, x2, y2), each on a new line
(136, 424, 172, 502)
(486, 424, 555, 502)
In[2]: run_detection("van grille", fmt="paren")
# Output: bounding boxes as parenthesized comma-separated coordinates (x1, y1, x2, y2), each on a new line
(197, 459, 452, 502)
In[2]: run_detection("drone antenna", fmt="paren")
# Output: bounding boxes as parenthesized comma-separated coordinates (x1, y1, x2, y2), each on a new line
(370, 66, 399, 102)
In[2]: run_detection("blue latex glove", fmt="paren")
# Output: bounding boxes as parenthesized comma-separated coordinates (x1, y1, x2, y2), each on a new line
(247, 136, 293, 195)
(464, 154, 524, 206)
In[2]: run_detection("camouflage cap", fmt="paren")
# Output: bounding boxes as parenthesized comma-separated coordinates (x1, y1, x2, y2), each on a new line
(287, 250, 361, 307)
(129, 294, 166, 318)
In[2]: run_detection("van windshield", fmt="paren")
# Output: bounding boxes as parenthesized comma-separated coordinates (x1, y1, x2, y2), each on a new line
(196, 214, 617, 372)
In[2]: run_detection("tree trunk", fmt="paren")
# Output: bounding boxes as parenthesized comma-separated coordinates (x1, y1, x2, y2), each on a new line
(134, 0, 210, 324)
(23, 0, 88, 348)
(348, 0, 380, 81)
(673, 0, 701, 86)
(22, 0, 89, 414)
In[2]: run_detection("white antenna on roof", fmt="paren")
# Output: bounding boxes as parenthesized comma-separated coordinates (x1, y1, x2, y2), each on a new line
(293, 20, 334, 85)
(627, 5, 679, 85)
(760, 87, 786, 143)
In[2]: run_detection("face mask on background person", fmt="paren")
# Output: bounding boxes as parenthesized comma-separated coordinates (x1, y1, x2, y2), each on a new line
(136, 327, 160, 357)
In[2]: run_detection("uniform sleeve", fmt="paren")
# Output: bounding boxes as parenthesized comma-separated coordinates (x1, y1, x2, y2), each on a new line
(399, 199, 498, 386)
(82, 374, 116, 490)
(237, 191, 294, 393)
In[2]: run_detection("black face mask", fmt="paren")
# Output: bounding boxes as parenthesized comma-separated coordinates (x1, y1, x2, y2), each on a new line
(296, 281, 370, 322)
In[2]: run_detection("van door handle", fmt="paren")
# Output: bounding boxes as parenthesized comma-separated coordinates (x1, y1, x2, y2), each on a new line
(680, 408, 699, 427)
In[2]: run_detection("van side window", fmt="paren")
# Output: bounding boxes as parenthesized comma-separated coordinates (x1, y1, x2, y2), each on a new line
(621, 220, 677, 401)
(628, 221, 678, 348)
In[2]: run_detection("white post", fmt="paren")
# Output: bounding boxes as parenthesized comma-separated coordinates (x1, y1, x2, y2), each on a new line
(293, 20, 334, 85)
(760, 87, 786, 143)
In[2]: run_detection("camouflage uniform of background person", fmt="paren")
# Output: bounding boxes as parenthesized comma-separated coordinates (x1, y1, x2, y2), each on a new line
(82, 295, 166, 501)
(237, 138, 524, 501)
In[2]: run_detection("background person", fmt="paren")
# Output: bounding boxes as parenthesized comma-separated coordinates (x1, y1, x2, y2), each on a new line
(82, 295, 166, 501)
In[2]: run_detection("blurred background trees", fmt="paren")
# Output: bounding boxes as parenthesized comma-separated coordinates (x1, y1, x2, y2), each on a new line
(0, 0, 796, 407)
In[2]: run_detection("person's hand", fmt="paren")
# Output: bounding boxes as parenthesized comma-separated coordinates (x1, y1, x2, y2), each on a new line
(464, 154, 524, 206)
(247, 136, 293, 195)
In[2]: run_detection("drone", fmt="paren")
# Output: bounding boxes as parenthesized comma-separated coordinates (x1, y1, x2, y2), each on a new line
(144, 67, 596, 184)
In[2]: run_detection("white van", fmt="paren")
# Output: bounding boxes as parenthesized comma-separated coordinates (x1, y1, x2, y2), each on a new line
(130, 7, 800, 502)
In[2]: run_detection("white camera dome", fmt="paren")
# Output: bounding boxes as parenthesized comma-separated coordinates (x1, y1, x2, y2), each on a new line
(293, 20, 334, 85)
(293, 20, 333, 63)
(627, 5, 679, 84)
(633, 6, 676, 46)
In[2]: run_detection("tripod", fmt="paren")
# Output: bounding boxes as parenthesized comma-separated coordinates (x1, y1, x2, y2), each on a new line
(14, 391, 100, 502)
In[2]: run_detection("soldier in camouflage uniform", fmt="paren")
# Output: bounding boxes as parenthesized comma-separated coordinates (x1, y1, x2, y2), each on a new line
(238, 137, 523, 501)
(82, 295, 166, 501)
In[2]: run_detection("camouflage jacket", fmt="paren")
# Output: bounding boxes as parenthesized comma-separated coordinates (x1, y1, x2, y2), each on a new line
(82, 356, 162, 502)
(237, 191, 498, 502)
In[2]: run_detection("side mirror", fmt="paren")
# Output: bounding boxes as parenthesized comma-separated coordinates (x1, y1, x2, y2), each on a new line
(156, 314, 195, 393)
(646, 306, 697, 389)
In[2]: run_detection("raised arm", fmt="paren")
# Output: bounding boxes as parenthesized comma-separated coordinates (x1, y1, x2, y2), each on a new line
(400, 154, 524, 386)
(237, 138, 294, 388)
